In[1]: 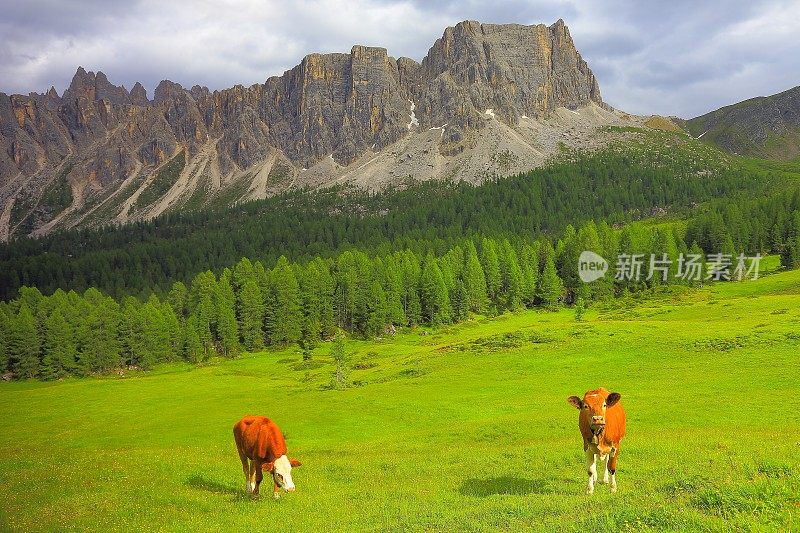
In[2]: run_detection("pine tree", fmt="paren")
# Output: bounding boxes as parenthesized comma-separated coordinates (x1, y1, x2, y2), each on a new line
(123, 299, 151, 368)
(167, 281, 189, 321)
(312, 258, 336, 338)
(789, 211, 800, 268)
(519, 242, 540, 307)
(184, 314, 204, 363)
(267, 256, 302, 345)
(577, 221, 608, 300)
(537, 242, 563, 309)
(382, 256, 406, 326)
(215, 272, 239, 356)
(330, 334, 349, 390)
(161, 301, 181, 360)
(40, 308, 77, 379)
(334, 251, 358, 330)
(686, 241, 705, 286)
(480, 238, 501, 308)
(419, 255, 451, 325)
(400, 251, 422, 326)
(498, 239, 523, 310)
(217, 301, 239, 357)
(365, 279, 388, 337)
(238, 279, 264, 351)
(0, 306, 10, 372)
(463, 241, 488, 313)
(83, 298, 122, 372)
(451, 278, 469, 323)
(10, 304, 41, 379)
(556, 224, 581, 295)
(143, 296, 172, 365)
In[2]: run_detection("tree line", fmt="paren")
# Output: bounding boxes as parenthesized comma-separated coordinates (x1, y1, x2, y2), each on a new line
(0, 146, 774, 301)
(3, 185, 799, 381)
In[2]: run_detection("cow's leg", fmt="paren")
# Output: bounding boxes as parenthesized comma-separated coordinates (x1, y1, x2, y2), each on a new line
(249, 460, 259, 496)
(599, 454, 609, 484)
(253, 461, 264, 496)
(608, 446, 619, 493)
(585, 448, 597, 495)
(238, 449, 251, 493)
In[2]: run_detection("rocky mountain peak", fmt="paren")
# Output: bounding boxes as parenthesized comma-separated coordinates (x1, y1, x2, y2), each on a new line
(153, 80, 187, 104)
(0, 19, 623, 240)
(62, 67, 131, 105)
(130, 82, 149, 106)
(45, 86, 60, 100)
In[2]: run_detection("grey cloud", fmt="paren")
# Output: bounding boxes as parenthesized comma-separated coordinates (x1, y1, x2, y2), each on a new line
(0, 0, 798, 118)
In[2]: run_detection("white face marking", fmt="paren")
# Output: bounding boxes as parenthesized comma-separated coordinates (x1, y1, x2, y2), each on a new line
(273, 455, 295, 492)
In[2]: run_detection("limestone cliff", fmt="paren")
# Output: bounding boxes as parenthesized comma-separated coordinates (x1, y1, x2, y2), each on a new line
(0, 19, 615, 239)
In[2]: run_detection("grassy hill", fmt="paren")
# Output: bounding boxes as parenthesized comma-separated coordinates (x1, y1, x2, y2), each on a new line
(684, 86, 800, 161)
(2, 268, 799, 531)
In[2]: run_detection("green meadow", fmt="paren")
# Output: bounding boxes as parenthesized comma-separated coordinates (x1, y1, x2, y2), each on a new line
(1, 270, 799, 532)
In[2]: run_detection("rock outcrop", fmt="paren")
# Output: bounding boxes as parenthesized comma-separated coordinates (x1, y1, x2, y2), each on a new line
(0, 19, 613, 239)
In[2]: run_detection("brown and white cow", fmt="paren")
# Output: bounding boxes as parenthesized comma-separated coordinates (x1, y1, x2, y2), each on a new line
(567, 388, 626, 495)
(233, 416, 301, 498)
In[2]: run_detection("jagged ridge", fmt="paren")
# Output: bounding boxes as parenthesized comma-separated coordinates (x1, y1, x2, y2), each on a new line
(0, 19, 620, 240)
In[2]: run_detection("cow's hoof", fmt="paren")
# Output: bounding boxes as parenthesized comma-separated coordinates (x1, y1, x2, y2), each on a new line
(610, 485, 618, 494)
(600, 475, 609, 485)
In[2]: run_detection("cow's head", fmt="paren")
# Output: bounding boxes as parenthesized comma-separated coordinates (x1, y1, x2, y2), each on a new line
(265, 455, 302, 492)
(568, 391, 621, 435)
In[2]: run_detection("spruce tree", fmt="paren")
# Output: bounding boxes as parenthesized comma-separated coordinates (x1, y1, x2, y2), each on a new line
(267, 256, 302, 345)
(382, 256, 406, 326)
(40, 308, 77, 379)
(215, 272, 239, 356)
(451, 278, 469, 323)
(400, 251, 422, 326)
(10, 304, 41, 379)
(238, 279, 264, 351)
(419, 255, 451, 325)
(217, 301, 239, 357)
(167, 281, 189, 320)
(463, 241, 488, 313)
(480, 238, 501, 308)
(184, 314, 204, 363)
(498, 239, 523, 310)
(0, 307, 10, 372)
(537, 242, 563, 309)
(519, 242, 540, 307)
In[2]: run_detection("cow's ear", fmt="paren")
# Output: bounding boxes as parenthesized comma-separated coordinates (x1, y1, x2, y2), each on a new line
(264, 461, 275, 473)
(606, 392, 621, 407)
(289, 458, 302, 468)
(567, 396, 583, 409)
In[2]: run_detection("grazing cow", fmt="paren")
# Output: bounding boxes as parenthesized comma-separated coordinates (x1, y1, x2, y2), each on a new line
(233, 416, 301, 498)
(567, 388, 626, 495)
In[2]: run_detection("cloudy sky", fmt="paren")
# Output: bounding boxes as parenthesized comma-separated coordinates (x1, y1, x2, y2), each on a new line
(1, 0, 798, 118)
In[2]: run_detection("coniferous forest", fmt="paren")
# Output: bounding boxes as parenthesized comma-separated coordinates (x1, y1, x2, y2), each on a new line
(0, 147, 778, 300)
(2, 145, 800, 380)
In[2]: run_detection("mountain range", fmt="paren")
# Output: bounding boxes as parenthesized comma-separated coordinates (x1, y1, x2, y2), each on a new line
(0, 19, 797, 241)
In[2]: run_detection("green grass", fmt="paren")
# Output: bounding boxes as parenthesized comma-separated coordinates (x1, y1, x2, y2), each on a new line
(133, 152, 186, 212)
(39, 163, 74, 214)
(2, 272, 800, 531)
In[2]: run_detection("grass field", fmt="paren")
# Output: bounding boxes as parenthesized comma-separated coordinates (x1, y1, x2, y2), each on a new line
(2, 271, 800, 531)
